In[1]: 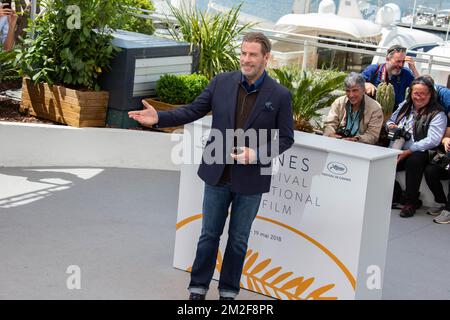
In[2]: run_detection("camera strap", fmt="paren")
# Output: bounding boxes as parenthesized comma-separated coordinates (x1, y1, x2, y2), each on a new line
(345, 104, 361, 136)
(398, 111, 414, 134)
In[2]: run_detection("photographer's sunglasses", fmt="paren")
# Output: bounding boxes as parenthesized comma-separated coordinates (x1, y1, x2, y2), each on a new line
(387, 46, 407, 55)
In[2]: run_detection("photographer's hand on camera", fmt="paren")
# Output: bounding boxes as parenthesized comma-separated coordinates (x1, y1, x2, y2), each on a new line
(387, 123, 398, 130)
(7, 9, 17, 26)
(443, 137, 450, 153)
(0, 8, 11, 16)
(0, 7, 11, 16)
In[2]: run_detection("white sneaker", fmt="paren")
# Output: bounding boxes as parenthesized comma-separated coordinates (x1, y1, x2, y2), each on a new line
(426, 202, 446, 216)
(434, 210, 450, 224)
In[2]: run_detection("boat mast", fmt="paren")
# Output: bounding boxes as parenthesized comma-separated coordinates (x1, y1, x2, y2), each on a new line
(411, 0, 417, 29)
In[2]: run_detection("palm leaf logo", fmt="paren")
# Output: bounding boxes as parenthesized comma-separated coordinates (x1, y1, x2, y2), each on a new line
(187, 248, 337, 300)
(240, 249, 337, 300)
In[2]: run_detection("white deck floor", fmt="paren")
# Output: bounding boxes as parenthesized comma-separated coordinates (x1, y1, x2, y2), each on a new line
(0, 167, 449, 300)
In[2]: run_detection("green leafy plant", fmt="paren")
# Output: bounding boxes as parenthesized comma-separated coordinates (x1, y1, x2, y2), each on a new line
(270, 67, 346, 132)
(113, 0, 155, 35)
(156, 74, 185, 105)
(0, 50, 20, 82)
(167, 3, 256, 80)
(14, 0, 125, 91)
(156, 73, 209, 105)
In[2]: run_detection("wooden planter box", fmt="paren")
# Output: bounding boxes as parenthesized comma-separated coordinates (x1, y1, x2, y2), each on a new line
(144, 98, 184, 133)
(20, 78, 109, 127)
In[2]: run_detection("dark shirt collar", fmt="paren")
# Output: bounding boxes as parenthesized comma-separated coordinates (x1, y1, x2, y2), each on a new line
(241, 70, 266, 93)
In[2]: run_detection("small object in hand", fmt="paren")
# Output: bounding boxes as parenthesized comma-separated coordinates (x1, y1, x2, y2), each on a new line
(232, 147, 243, 155)
(1, 1, 11, 9)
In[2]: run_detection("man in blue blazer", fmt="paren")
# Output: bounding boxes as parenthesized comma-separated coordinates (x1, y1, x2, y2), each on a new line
(129, 32, 294, 300)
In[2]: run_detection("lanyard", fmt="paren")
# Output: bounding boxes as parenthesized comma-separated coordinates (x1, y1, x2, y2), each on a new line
(346, 107, 361, 136)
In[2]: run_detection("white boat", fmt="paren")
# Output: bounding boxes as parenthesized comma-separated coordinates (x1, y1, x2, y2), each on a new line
(269, 0, 382, 69)
(418, 42, 450, 87)
(267, 0, 450, 86)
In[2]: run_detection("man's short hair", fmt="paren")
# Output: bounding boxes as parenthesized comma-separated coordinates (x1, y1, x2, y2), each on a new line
(386, 44, 407, 58)
(242, 32, 272, 55)
(344, 72, 366, 90)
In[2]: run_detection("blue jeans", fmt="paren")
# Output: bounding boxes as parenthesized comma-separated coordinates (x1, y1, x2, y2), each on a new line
(188, 182, 262, 298)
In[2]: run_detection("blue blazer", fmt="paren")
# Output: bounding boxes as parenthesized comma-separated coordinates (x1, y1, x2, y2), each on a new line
(155, 71, 294, 194)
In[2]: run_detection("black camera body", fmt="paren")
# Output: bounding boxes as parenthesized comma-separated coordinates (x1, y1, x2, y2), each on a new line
(2, 0, 11, 8)
(430, 151, 450, 171)
(387, 127, 411, 141)
(336, 127, 353, 138)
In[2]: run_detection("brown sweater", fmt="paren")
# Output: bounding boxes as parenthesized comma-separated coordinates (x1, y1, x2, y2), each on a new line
(220, 83, 260, 183)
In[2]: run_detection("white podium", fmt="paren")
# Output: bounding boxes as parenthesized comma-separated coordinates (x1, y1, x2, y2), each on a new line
(173, 117, 399, 300)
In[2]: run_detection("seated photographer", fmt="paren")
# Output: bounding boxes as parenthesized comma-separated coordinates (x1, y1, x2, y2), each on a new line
(397, 75, 450, 114)
(387, 76, 447, 218)
(423, 127, 450, 224)
(323, 72, 383, 144)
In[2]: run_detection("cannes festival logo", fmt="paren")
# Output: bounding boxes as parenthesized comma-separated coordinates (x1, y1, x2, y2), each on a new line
(327, 162, 348, 175)
(176, 214, 356, 299)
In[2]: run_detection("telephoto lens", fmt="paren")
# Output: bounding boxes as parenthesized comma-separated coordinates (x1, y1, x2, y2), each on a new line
(391, 137, 406, 150)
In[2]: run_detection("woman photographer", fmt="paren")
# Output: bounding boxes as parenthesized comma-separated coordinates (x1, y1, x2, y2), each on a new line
(387, 76, 447, 218)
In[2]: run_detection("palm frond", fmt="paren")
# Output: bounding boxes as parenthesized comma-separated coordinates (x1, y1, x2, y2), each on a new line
(271, 67, 346, 131)
(167, 2, 256, 80)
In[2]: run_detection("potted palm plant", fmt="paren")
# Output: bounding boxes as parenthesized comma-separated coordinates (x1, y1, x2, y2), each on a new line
(271, 67, 346, 132)
(167, 2, 255, 80)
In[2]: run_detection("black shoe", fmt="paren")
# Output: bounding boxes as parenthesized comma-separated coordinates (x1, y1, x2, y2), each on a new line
(399, 200, 422, 218)
(219, 296, 235, 300)
(189, 293, 206, 300)
(399, 204, 416, 217)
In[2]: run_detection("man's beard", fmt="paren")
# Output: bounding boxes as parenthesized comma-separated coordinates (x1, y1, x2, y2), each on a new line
(389, 66, 401, 76)
(241, 64, 263, 79)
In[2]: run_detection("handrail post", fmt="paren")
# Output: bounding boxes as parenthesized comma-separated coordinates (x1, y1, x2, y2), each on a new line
(302, 40, 309, 70)
(428, 55, 434, 74)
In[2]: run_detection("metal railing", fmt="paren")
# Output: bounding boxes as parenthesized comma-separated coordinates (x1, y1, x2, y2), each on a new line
(143, 10, 450, 75)
(253, 26, 450, 74)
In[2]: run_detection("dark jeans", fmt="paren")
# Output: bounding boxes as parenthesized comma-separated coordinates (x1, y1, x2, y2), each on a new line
(188, 182, 262, 298)
(395, 151, 429, 206)
(424, 163, 450, 210)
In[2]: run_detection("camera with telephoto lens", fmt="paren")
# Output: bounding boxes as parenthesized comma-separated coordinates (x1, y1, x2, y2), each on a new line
(336, 127, 353, 138)
(387, 127, 411, 141)
(430, 151, 450, 171)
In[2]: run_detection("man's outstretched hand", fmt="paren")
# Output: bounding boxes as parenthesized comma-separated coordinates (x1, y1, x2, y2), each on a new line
(128, 100, 159, 127)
